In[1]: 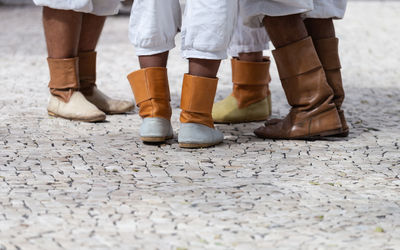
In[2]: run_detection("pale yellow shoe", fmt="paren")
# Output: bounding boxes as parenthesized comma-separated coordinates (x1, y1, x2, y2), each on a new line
(212, 94, 271, 124)
(47, 91, 106, 122)
(84, 86, 135, 115)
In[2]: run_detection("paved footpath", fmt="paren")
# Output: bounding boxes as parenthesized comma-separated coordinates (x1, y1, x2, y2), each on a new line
(1, 2, 400, 250)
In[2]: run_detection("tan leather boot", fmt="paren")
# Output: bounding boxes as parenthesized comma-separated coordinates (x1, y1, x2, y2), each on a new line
(179, 74, 223, 148)
(127, 67, 173, 142)
(79, 51, 134, 114)
(254, 37, 342, 139)
(264, 37, 349, 137)
(212, 58, 272, 123)
(314, 37, 349, 137)
(47, 57, 106, 122)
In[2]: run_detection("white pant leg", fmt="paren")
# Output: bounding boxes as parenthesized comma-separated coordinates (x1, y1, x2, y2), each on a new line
(228, 13, 269, 57)
(181, 0, 238, 60)
(129, 0, 182, 56)
(303, 0, 347, 19)
(240, 0, 314, 28)
(33, 0, 120, 16)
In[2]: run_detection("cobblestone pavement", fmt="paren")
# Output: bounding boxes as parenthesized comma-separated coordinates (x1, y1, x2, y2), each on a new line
(1, 2, 400, 250)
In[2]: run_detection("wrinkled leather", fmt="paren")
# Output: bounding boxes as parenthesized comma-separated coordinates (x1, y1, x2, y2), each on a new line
(314, 37, 349, 135)
(127, 67, 172, 120)
(47, 57, 79, 102)
(180, 74, 218, 128)
(255, 37, 341, 139)
(231, 58, 271, 108)
(78, 51, 97, 96)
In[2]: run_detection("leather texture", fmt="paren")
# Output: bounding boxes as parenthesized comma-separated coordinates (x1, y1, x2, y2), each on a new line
(264, 37, 349, 137)
(254, 37, 342, 139)
(231, 58, 271, 108)
(180, 74, 218, 128)
(78, 51, 97, 96)
(314, 37, 349, 136)
(127, 67, 172, 120)
(47, 91, 106, 122)
(178, 123, 223, 148)
(47, 57, 80, 103)
(84, 86, 134, 114)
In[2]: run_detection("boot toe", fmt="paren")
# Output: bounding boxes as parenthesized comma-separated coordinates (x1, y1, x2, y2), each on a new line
(178, 123, 223, 148)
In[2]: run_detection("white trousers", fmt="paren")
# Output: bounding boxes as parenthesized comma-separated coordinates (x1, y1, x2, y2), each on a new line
(303, 0, 347, 19)
(33, 0, 120, 16)
(130, 0, 238, 60)
(242, 0, 347, 27)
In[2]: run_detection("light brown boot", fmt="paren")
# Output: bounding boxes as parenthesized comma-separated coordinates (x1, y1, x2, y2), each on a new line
(79, 51, 134, 114)
(47, 57, 106, 122)
(178, 74, 223, 148)
(127, 67, 173, 142)
(314, 37, 349, 137)
(254, 37, 342, 139)
(212, 58, 272, 123)
(265, 37, 350, 137)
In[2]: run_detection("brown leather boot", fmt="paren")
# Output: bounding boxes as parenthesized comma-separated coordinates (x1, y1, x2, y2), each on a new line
(79, 51, 134, 114)
(127, 67, 173, 142)
(47, 57, 106, 122)
(264, 37, 349, 137)
(212, 58, 272, 123)
(178, 74, 224, 148)
(314, 37, 349, 137)
(254, 37, 342, 139)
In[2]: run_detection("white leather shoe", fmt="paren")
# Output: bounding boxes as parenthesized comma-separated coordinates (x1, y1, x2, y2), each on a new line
(140, 117, 173, 142)
(47, 91, 106, 122)
(178, 123, 223, 148)
(85, 87, 134, 114)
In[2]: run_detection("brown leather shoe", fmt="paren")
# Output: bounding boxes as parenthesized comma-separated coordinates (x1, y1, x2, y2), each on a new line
(254, 37, 342, 139)
(264, 37, 349, 137)
(314, 37, 349, 137)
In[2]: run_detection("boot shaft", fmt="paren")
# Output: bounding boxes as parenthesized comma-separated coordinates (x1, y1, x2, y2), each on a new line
(127, 67, 172, 120)
(78, 51, 97, 95)
(231, 58, 271, 108)
(180, 74, 218, 128)
(47, 57, 80, 102)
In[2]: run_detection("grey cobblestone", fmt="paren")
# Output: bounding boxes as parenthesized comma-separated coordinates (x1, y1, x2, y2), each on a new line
(1, 2, 400, 250)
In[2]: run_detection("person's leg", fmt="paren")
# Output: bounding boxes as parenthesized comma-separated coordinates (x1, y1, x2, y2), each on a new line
(42, 7, 106, 122)
(127, 0, 181, 143)
(77, 13, 134, 114)
(212, 10, 271, 124)
(254, 14, 341, 139)
(43, 7, 82, 59)
(303, 18, 349, 137)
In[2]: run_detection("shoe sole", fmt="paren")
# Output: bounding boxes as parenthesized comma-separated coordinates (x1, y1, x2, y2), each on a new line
(214, 116, 270, 124)
(141, 135, 173, 143)
(179, 142, 221, 149)
(48, 111, 106, 123)
(256, 128, 343, 140)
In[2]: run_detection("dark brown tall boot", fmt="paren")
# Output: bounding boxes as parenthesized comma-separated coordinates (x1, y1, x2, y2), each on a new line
(314, 37, 349, 137)
(254, 37, 342, 139)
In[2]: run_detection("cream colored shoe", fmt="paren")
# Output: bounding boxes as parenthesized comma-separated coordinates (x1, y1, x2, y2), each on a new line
(47, 91, 106, 122)
(84, 86, 135, 114)
(212, 94, 271, 123)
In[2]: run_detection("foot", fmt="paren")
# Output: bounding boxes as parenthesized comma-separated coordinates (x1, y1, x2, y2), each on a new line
(47, 91, 106, 122)
(178, 123, 223, 148)
(212, 94, 271, 123)
(140, 117, 173, 143)
(84, 87, 134, 114)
